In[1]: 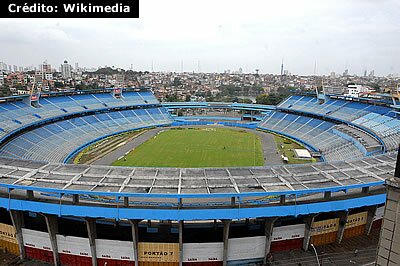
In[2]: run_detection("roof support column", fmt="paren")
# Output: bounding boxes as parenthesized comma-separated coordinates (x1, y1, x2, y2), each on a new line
(124, 197, 129, 207)
(9, 210, 25, 260)
(324, 191, 331, 201)
(263, 217, 278, 265)
(26, 190, 34, 200)
(72, 194, 79, 204)
(222, 219, 231, 266)
(365, 205, 378, 235)
(280, 195, 286, 204)
(130, 219, 141, 266)
(179, 220, 183, 266)
(85, 218, 97, 266)
(303, 214, 318, 251)
(43, 214, 60, 266)
(336, 211, 349, 244)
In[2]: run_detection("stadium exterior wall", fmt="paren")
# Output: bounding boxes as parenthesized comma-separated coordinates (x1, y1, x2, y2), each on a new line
(0, 209, 384, 266)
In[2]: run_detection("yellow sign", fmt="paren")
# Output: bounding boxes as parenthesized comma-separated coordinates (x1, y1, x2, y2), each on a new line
(0, 223, 17, 244)
(311, 218, 339, 236)
(345, 211, 368, 229)
(138, 242, 179, 262)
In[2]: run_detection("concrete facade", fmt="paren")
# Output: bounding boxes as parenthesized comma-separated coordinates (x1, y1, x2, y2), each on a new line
(376, 178, 400, 266)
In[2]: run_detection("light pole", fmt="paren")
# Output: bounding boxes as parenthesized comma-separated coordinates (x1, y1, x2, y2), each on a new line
(310, 244, 321, 266)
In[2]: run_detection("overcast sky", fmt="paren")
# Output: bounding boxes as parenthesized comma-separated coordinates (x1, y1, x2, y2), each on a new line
(1, 0, 399, 76)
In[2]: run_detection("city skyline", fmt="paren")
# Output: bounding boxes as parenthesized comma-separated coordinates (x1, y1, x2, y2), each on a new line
(0, 0, 399, 76)
(0, 58, 384, 78)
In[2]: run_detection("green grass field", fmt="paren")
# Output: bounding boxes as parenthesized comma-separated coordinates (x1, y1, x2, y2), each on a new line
(112, 127, 264, 167)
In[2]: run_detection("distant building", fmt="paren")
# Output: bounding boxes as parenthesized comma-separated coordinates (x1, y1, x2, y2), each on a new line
(44, 73, 53, 80)
(0, 72, 5, 85)
(35, 71, 43, 83)
(369, 70, 375, 77)
(61, 60, 72, 79)
(324, 86, 344, 95)
(40, 61, 52, 74)
(0, 62, 7, 71)
(345, 84, 374, 98)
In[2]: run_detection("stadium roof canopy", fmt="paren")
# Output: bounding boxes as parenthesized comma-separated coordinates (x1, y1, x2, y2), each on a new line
(0, 152, 394, 196)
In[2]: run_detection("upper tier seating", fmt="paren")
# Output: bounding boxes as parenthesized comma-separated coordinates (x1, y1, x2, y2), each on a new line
(278, 95, 399, 152)
(0, 91, 158, 140)
(0, 107, 172, 162)
(258, 111, 364, 161)
(333, 124, 382, 153)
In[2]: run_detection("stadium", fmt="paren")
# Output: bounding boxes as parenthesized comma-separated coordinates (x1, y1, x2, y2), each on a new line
(0, 88, 397, 266)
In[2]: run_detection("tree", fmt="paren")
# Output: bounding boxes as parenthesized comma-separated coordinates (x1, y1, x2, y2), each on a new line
(0, 86, 12, 97)
(54, 81, 64, 88)
(165, 94, 180, 102)
(232, 97, 252, 103)
(241, 98, 253, 104)
(172, 77, 182, 87)
(75, 84, 88, 91)
(256, 94, 269, 105)
(94, 67, 120, 75)
(256, 93, 285, 105)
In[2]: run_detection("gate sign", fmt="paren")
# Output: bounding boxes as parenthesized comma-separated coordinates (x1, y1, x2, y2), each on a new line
(138, 242, 179, 262)
(0, 223, 17, 244)
(345, 211, 368, 229)
(311, 218, 340, 236)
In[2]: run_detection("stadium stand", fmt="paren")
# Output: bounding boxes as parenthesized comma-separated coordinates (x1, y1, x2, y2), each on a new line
(0, 107, 172, 162)
(277, 95, 399, 153)
(0, 92, 397, 164)
(333, 124, 382, 153)
(0, 92, 397, 266)
(0, 90, 156, 140)
(257, 111, 365, 161)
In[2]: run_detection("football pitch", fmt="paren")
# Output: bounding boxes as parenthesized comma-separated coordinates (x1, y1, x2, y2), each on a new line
(112, 127, 264, 167)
